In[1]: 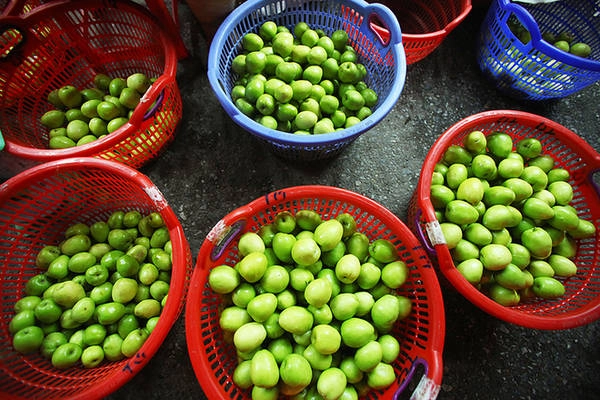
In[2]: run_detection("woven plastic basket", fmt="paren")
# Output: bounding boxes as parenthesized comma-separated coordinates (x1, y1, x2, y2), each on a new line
(407, 110, 600, 330)
(0, 0, 182, 176)
(380, 0, 472, 64)
(1, 0, 188, 58)
(208, 0, 406, 161)
(185, 185, 445, 399)
(476, 0, 600, 101)
(0, 157, 193, 399)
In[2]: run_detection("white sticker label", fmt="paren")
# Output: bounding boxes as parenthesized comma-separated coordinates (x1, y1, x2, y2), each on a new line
(425, 220, 446, 247)
(410, 375, 441, 400)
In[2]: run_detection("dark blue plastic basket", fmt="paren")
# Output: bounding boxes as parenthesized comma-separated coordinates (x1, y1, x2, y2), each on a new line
(476, 0, 600, 101)
(208, 0, 406, 161)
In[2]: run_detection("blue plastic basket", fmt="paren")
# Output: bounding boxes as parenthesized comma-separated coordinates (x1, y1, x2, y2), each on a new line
(208, 0, 406, 161)
(476, 0, 600, 101)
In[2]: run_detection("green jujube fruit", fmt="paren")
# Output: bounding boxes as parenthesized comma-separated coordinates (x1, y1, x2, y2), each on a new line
(522, 198, 555, 220)
(479, 244, 512, 271)
(494, 263, 529, 290)
(251, 349, 280, 388)
(471, 154, 498, 180)
(488, 283, 520, 306)
(548, 205, 580, 231)
(532, 276, 565, 299)
(482, 204, 513, 231)
(464, 223, 493, 247)
(456, 177, 485, 205)
(313, 219, 344, 252)
(67, 252, 97, 274)
(451, 239, 480, 262)
(547, 181, 573, 205)
(456, 259, 484, 285)
(553, 235, 577, 258)
(463, 130, 487, 154)
(507, 243, 531, 270)
(445, 163, 469, 189)
(443, 144, 473, 165)
(60, 234, 91, 256)
(502, 178, 533, 202)
(445, 200, 479, 225)
(430, 184, 455, 208)
(486, 132, 513, 159)
(521, 227, 553, 259)
(528, 260, 555, 278)
(368, 239, 398, 264)
(483, 186, 516, 206)
(440, 223, 463, 249)
(568, 218, 596, 239)
(547, 254, 577, 277)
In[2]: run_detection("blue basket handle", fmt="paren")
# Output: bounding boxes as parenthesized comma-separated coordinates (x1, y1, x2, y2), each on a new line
(363, 2, 403, 46)
(497, 0, 542, 51)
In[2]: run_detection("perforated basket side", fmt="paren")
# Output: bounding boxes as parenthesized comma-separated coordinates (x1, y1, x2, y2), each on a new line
(382, 0, 472, 64)
(208, 0, 406, 160)
(476, 0, 600, 100)
(0, 158, 193, 399)
(185, 186, 445, 399)
(411, 110, 600, 330)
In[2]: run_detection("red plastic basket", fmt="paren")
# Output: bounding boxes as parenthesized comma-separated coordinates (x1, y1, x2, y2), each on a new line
(378, 0, 472, 64)
(0, 157, 193, 399)
(0, 0, 182, 176)
(407, 110, 600, 330)
(185, 185, 445, 399)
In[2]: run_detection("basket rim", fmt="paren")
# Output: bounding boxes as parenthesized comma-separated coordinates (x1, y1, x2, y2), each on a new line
(207, 0, 407, 146)
(493, 0, 600, 72)
(0, 157, 191, 400)
(0, 0, 179, 161)
(185, 184, 446, 399)
(415, 109, 600, 330)
(401, 0, 473, 40)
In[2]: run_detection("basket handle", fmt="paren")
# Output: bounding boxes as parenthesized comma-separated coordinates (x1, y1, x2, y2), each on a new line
(364, 2, 403, 46)
(413, 208, 444, 255)
(394, 357, 442, 400)
(498, 0, 542, 45)
(127, 25, 177, 126)
(0, 15, 40, 63)
(127, 76, 171, 127)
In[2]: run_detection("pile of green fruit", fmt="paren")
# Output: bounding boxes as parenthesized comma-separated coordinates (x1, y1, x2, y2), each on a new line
(207, 209, 412, 399)
(508, 18, 592, 58)
(40, 72, 154, 149)
(9, 210, 172, 369)
(431, 131, 596, 306)
(229, 20, 380, 134)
